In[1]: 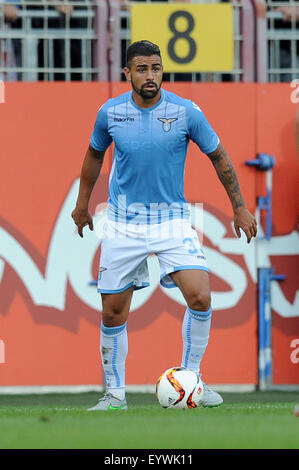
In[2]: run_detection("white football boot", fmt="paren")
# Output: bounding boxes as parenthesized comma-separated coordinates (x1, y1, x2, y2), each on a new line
(200, 382, 223, 408)
(87, 392, 128, 411)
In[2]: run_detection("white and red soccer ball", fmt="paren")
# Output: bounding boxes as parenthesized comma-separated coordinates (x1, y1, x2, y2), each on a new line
(156, 366, 203, 409)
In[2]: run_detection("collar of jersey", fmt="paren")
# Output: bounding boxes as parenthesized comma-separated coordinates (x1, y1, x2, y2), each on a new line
(129, 89, 165, 112)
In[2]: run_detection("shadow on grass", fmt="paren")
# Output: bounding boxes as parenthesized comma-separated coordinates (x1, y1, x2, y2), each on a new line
(0, 391, 298, 407)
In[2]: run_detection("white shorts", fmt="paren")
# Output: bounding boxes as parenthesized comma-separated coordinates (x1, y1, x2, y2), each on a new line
(97, 218, 209, 294)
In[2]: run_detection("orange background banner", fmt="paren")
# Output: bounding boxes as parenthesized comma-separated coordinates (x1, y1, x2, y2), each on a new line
(0, 83, 298, 387)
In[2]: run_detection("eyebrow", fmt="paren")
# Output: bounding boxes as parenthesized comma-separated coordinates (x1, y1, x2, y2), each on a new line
(136, 63, 161, 68)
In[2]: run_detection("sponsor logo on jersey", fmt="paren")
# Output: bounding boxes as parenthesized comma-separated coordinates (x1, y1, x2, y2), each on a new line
(114, 117, 135, 122)
(158, 117, 178, 132)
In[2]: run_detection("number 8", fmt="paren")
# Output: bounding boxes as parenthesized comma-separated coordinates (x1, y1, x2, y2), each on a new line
(168, 11, 197, 64)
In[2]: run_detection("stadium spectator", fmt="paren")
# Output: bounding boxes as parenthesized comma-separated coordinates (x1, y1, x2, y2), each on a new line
(6, 0, 77, 80)
(64, 0, 90, 81)
(0, 1, 19, 81)
(30, 0, 75, 81)
(36, 0, 88, 81)
(274, 3, 299, 22)
(2, 1, 18, 22)
(2, 0, 74, 19)
(267, 0, 299, 82)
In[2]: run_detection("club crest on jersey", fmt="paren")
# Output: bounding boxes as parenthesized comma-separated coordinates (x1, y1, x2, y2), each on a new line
(158, 117, 178, 132)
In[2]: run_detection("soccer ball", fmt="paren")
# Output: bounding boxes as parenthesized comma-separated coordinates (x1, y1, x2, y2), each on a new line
(156, 366, 204, 409)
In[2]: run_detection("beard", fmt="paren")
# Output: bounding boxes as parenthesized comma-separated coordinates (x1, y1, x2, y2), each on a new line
(131, 79, 161, 99)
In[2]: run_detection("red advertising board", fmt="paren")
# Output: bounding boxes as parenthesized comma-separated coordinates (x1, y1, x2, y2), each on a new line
(0, 83, 297, 388)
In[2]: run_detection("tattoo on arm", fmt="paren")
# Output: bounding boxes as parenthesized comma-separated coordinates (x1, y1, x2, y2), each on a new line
(207, 144, 245, 211)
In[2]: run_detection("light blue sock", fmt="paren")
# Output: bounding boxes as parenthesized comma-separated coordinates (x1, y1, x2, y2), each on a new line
(100, 321, 128, 400)
(181, 306, 212, 374)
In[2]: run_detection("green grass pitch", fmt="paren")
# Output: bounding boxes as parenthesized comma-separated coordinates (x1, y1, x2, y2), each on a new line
(0, 391, 298, 449)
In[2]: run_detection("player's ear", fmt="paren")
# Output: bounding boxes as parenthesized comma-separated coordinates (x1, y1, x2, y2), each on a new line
(124, 67, 131, 82)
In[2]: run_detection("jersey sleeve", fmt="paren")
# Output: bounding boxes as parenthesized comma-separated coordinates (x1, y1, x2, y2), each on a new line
(90, 104, 112, 151)
(186, 101, 220, 154)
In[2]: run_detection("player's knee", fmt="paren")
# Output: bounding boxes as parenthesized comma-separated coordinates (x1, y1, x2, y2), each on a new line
(102, 308, 126, 326)
(188, 291, 211, 312)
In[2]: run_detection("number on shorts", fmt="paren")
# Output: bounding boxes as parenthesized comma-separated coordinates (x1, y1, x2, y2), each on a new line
(183, 237, 198, 254)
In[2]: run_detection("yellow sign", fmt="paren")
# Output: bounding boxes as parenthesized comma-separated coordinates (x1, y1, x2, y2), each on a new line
(130, 3, 234, 72)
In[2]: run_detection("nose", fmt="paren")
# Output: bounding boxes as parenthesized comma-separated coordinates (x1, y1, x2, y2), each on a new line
(146, 69, 154, 81)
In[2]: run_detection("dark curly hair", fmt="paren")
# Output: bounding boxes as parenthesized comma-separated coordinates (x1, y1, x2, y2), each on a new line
(126, 40, 161, 67)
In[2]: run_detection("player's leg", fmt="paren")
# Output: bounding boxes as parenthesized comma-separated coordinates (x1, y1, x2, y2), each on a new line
(101, 287, 134, 398)
(170, 269, 223, 407)
(170, 269, 212, 374)
(88, 286, 134, 411)
(156, 219, 222, 406)
(101, 287, 135, 327)
(89, 220, 150, 410)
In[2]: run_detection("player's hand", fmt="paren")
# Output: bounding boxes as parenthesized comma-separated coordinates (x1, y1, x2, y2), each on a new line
(71, 207, 94, 238)
(4, 5, 19, 22)
(233, 206, 257, 244)
(275, 6, 299, 22)
(54, 4, 74, 15)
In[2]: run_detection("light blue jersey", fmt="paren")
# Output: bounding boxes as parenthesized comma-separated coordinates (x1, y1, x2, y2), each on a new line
(90, 89, 219, 224)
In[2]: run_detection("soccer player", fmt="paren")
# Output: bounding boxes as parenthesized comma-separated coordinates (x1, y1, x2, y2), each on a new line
(71, 40, 257, 411)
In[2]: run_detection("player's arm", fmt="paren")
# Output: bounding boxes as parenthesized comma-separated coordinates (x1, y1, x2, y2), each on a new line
(71, 145, 105, 238)
(207, 143, 257, 243)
